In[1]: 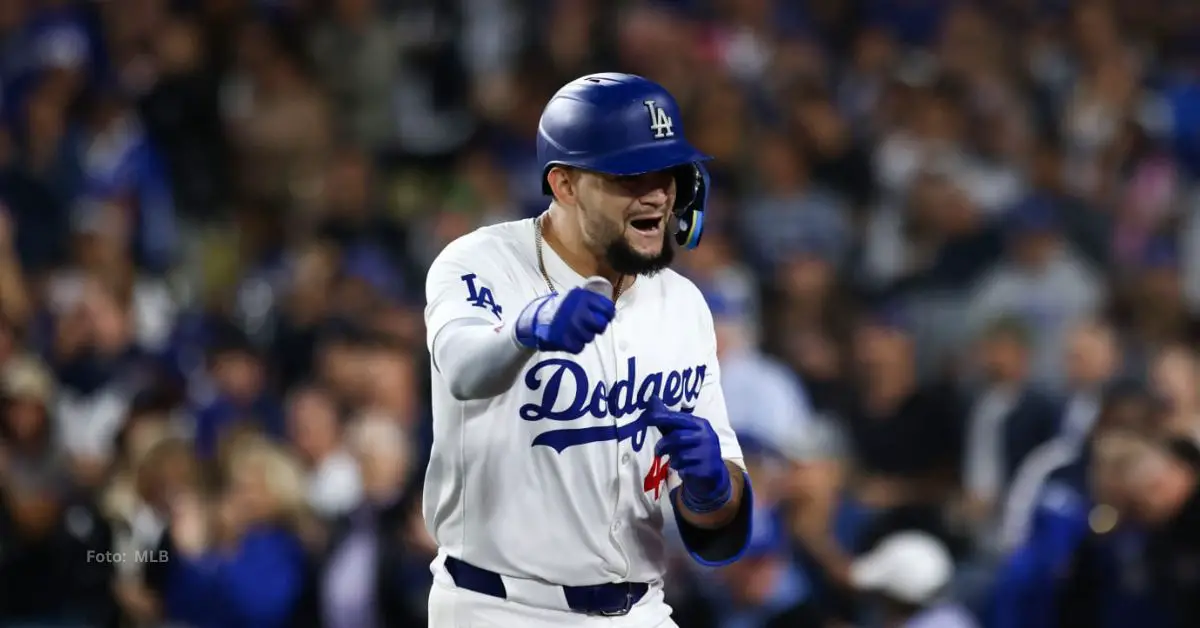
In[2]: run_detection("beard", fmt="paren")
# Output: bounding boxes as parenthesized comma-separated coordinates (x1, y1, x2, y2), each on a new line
(604, 229, 675, 277)
(578, 195, 676, 277)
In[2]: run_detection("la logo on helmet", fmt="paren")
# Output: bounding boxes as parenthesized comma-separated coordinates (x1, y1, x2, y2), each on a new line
(643, 100, 675, 139)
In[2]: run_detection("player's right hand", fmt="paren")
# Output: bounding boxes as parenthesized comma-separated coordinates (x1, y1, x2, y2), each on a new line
(514, 286, 615, 353)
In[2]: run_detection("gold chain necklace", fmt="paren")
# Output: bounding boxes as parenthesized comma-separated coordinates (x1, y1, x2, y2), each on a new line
(534, 214, 625, 301)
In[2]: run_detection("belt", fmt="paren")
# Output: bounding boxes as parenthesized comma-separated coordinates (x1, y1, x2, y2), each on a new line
(443, 556, 650, 616)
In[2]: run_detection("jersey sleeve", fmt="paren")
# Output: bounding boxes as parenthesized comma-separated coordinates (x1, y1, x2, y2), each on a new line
(424, 235, 522, 355)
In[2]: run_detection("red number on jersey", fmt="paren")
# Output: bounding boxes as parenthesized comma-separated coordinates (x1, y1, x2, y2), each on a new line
(643, 455, 669, 500)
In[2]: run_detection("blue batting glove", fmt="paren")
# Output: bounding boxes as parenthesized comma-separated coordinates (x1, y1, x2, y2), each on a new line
(514, 287, 616, 354)
(644, 397, 732, 514)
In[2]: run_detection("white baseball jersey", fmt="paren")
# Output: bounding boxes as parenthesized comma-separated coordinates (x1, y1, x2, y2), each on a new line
(422, 217, 744, 587)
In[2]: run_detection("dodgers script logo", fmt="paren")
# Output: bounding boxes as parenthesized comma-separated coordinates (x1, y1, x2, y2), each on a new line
(520, 357, 706, 453)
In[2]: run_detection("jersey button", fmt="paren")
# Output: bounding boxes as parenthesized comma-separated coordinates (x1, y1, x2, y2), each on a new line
(621, 453, 631, 464)
(618, 340, 629, 351)
(611, 521, 622, 532)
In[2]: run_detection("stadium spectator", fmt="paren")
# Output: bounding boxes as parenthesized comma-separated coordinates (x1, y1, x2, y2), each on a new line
(960, 316, 1063, 553)
(850, 531, 978, 628)
(159, 437, 308, 628)
(844, 305, 966, 524)
(286, 384, 361, 519)
(992, 380, 1168, 628)
(313, 413, 428, 628)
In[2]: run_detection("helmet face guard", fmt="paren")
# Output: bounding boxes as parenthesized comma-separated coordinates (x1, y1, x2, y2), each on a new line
(537, 73, 712, 250)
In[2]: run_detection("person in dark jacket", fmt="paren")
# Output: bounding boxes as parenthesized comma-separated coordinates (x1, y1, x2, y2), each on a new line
(990, 381, 1170, 628)
(1130, 436, 1200, 627)
(961, 315, 1064, 546)
(0, 356, 117, 627)
(298, 414, 430, 628)
(0, 463, 118, 627)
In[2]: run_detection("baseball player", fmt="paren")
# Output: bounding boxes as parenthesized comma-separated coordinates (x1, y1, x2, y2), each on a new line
(423, 73, 754, 627)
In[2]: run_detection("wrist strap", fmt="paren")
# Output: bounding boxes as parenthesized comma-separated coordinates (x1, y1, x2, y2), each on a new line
(515, 294, 556, 349)
(681, 472, 732, 514)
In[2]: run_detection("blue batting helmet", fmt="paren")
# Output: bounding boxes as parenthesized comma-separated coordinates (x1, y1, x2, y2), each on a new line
(537, 73, 712, 249)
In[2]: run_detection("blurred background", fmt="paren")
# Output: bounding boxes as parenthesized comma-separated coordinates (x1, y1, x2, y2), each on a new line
(4, 0, 1200, 626)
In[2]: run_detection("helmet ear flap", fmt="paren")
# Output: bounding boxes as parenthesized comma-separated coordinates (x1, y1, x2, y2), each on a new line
(674, 206, 705, 249)
(672, 163, 709, 249)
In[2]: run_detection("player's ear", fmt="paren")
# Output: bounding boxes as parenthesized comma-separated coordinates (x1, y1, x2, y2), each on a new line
(547, 166, 579, 207)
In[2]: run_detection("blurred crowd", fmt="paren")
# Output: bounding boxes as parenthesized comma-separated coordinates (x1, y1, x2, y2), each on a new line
(4, 0, 1200, 627)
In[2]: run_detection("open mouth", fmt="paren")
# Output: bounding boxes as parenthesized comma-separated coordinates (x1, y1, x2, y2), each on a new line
(630, 217, 663, 234)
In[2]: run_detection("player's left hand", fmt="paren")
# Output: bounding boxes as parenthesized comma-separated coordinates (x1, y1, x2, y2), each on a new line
(644, 397, 732, 514)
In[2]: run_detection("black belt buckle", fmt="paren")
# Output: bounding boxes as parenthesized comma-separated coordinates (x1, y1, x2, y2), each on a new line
(595, 588, 634, 617)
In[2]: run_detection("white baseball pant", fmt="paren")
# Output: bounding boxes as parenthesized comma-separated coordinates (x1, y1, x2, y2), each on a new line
(427, 568, 679, 628)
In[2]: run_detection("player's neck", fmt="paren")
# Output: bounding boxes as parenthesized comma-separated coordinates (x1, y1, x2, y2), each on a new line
(542, 207, 623, 287)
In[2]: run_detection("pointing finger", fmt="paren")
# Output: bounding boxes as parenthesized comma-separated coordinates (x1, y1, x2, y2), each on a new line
(645, 410, 695, 435)
(655, 433, 688, 458)
(655, 431, 701, 457)
(665, 450, 703, 471)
